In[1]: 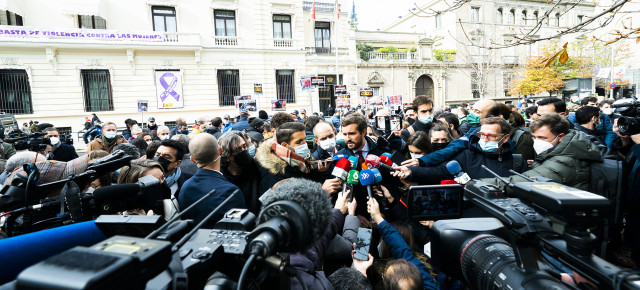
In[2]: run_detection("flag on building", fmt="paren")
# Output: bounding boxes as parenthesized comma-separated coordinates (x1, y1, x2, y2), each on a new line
(336, 0, 339, 19)
(309, 0, 316, 22)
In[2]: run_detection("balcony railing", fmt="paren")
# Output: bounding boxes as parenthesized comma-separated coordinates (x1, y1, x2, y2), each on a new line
(163, 32, 200, 45)
(305, 47, 349, 56)
(365, 51, 418, 62)
(302, 1, 338, 12)
(214, 35, 238, 46)
(273, 38, 293, 47)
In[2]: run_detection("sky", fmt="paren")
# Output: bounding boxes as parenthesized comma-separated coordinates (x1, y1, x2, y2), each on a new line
(349, 0, 416, 31)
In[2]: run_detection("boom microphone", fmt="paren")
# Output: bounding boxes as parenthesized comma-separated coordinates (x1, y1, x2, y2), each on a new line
(247, 178, 332, 259)
(92, 175, 166, 214)
(446, 161, 471, 185)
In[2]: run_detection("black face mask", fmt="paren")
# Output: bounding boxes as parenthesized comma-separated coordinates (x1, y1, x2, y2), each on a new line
(233, 150, 252, 167)
(431, 142, 450, 151)
(153, 156, 172, 173)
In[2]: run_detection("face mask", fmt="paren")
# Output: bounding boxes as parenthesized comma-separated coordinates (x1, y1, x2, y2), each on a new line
(49, 137, 60, 146)
(180, 130, 189, 135)
(467, 112, 480, 125)
(419, 114, 434, 124)
(478, 139, 502, 153)
(533, 136, 559, 155)
(153, 156, 173, 173)
(104, 131, 117, 139)
(431, 142, 449, 151)
(294, 143, 310, 159)
(319, 138, 337, 152)
(146, 141, 152, 145)
(247, 145, 256, 157)
(160, 135, 170, 141)
(234, 150, 253, 167)
(410, 153, 424, 159)
(602, 108, 613, 115)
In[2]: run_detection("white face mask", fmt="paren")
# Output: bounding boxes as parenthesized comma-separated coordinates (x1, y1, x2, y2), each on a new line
(49, 137, 60, 146)
(602, 108, 613, 115)
(160, 135, 170, 141)
(294, 143, 310, 159)
(146, 141, 152, 145)
(410, 153, 424, 159)
(319, 138, 337, 152)
(104, 131, 117, 139)
(533, 135, 559, 155)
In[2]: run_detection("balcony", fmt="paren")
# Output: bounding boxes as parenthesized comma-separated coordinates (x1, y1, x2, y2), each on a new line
(214, 36, 238, 46)
(364, 51, 418, 62)
(162, 32, 201, 46)
(302, 1, 338, 12)
(305, 47, 349, 56)
(502, 55, 519, 64)
(273, 38, 293, 48)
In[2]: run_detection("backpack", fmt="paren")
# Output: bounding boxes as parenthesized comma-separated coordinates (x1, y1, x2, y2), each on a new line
(512, 129, 525, 147)
(588, 158, 625, 257)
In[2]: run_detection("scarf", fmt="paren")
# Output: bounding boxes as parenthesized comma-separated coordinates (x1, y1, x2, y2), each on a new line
(102, 134, 116, 147)
(165, 167, 182, 187)
(271, 141, 310, 174)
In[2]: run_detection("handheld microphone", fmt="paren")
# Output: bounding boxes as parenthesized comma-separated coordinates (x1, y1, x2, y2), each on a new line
(371, 168, 382, 184)
(359, 169, 375, 198)
(446, 160, 471, 185)
(346, 170, 360, 201)
(331, 158, 351, 181)
(333, 154, 349, 161)
(382, 152, 392, 159)
(247, 178, 332, 259)
(378, 154, 396, 171)
(365, 154, 381, 169)
(347, 156, 359, 170)
(441, 180, 458, 185)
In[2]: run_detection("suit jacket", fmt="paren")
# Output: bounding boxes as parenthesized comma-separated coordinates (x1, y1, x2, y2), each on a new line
(51, 143, 79, 162)
(178, 168, 245, 228)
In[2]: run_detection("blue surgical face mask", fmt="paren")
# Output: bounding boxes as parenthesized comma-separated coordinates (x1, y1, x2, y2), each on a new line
(419, 114, 433, 124)
(478, 136, 505, 153)
(104, 131, 116, 139)
(180, 130, 189, 135)
(294, 143, 309, 159)
(248, 144, 256, 157)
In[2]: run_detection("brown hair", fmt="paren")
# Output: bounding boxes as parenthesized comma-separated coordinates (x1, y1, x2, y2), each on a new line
(340, 112, 367, 133)
(481, 117, 511, 135)
(383, 259, 423, 290)
(530, 113, 570, 136)
(117, 159, 164, 184)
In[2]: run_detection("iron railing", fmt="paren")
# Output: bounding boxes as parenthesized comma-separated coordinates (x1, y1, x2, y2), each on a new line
(217, 70, 240, 106)
(0, 70, 33, 114)
(81, 70, 113, 112)
(276, 70, 295, 104)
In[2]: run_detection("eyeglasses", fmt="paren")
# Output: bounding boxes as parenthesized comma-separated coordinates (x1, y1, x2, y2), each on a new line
(476, 132, 507, 141)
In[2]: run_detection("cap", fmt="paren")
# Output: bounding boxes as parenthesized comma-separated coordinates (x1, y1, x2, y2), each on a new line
(301, 109, 306, 113)
(148, 117, 155, 122)
(292, 110, 299, 114)
(250, 118, 265, 128)
(240, 110, 249, 115)
(224, 114, 230, 119)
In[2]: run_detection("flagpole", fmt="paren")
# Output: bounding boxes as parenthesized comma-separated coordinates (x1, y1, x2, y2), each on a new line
(335, 0, 339, 86)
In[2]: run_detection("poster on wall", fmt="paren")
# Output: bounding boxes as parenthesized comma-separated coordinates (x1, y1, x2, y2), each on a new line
(300, 75, 313, 91)
(155, 70, 184, 109)
(234, 95, 252, 108)
(271, 100, 287, 111)
(254, 83, 263, 94)
(336, 95, 351, 109)
(137, 100, 148, 112)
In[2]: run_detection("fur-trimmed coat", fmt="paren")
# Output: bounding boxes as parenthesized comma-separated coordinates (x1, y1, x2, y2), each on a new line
(255, 138, 307, 195)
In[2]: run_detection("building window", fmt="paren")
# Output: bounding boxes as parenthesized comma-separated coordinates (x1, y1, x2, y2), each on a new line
(215, 10, 236, 36)
(217, 70, 240, 106)
(471, 72, 479, 98)
(0, 10, 22, 26)
(521, 10, 527, 25)
(314, 22, 331, 53)
(470, 7, 480, 22)
(435, 14, 442, 28)
(78, 15, 106, 29)
(152, 6, 177, 32)
(273, 14, 291, 39)
(577, 15, 584, 24)
(496, 8, 503, 24)
(503, 71, 513, 97)
(276, 70, 295, 103)
(372, 87, 380, 97)
(508, 9, 515, 24)
(81, 70, 113, 112)
(555, 13, 561, 27)
(0, 70, 33, 114)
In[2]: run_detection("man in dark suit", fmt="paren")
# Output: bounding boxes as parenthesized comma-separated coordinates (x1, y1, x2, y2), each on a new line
(44, 127, 78, 162)
(178, 133, 246, 228)
(153, 139, 192, 199)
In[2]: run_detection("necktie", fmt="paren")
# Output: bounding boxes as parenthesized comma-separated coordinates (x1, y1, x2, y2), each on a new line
(357, 151, 365, 166)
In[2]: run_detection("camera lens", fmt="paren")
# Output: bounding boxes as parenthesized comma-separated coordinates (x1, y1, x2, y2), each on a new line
(460, 234, 516, 290)
(618, 117, 640, 136)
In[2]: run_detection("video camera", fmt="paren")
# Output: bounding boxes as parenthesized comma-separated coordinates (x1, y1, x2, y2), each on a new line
(5, 132, 51, 152)
(426, 168, 640, 289)
(612, 97, 640, 135)
(14, 190, 312, 290)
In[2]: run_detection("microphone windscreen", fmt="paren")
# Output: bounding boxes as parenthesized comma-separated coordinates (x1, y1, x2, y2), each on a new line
(258, 178, 332, 251)
(359, 169, 375, 186)
(347, 170, 360, 185)
(441, 180, 458, 185)
(365, 155, 381, 169)
(335, 158, 351, 171)
(380, 155, 393, 166)
(92, 183, 141, 204)
(371, 168, 382, 183)
(333, 154, 349, 161)
(0, 221, 106, 284)
(382, 152, 392, 158)
(347, 156, 359, 169)
(331, 158, 351, 180)
(445, 160, 463, 176)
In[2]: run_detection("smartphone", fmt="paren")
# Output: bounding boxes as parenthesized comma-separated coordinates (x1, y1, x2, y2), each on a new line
(390, 150, 408, 165)
(354, 228, 372, 261)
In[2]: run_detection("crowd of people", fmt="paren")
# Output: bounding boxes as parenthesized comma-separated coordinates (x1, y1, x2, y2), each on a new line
(1, 94, 639, 289)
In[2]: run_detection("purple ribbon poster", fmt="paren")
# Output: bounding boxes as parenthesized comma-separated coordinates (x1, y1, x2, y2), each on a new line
(155, 70, 184, 109)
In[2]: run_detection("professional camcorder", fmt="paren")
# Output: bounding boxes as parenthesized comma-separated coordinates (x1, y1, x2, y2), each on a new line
(427, 167, 640, 290)
(5, 132, 51, 152)
(612, 97, 640, 135)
